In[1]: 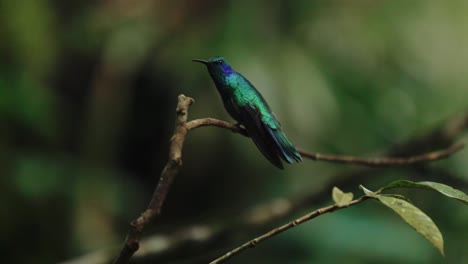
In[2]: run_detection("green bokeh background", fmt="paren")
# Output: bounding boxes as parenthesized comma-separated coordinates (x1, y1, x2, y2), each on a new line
(0, 1, 467, 263)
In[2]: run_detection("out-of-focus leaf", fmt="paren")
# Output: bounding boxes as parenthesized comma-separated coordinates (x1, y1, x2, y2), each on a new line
(374, 194, 444, 256)
(0, 75, 56, 138)
(332, 187, 353, 206)
(382, 180, 468, 205)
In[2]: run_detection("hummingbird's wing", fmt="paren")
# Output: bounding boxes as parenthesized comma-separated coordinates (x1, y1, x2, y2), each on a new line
(240, 104, 284, 169)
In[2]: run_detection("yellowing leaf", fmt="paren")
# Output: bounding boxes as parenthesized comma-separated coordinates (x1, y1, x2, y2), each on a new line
(332, 187, 353, 206)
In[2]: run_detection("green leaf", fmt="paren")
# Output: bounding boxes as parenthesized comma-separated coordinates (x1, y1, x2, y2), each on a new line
(381, 194, 413, 203)
(332, 187, 353, 206)
(374, 194, 444, 256)
(382, 180, 468, 205)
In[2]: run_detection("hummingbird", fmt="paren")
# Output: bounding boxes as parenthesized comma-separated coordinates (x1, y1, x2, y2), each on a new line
(193, 56, 302, 169)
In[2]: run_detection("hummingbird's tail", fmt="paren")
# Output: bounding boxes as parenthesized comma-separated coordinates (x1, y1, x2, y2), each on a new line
(246, 122, 302, 169)
(267, 128, 302, 164)
(240, 104, 302, 169)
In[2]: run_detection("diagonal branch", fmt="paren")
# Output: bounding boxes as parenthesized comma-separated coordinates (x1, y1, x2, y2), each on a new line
(209, 195, 371, 264)
(112, 94, 194, 264)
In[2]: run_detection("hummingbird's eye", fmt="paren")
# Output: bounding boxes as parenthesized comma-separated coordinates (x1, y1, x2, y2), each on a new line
(216, 60, 223, 65)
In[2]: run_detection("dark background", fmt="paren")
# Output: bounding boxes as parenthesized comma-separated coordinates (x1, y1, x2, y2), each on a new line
(0, 1, 467, 263)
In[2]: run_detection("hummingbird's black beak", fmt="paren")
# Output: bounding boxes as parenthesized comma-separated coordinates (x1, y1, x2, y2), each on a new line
(192, 59, 208, 65)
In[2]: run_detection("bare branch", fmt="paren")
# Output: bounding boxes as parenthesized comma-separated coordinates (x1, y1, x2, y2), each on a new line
(298, 143, 464, 166)
(210, 195, 371, 264)
(187, 117, 464, 166)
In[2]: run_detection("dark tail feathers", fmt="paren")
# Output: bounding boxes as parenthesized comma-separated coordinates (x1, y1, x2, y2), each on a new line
(267, 127, 302, 164)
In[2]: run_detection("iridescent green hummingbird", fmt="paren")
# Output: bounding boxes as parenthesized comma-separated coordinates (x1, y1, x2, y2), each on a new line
(193, 56, 302, 169)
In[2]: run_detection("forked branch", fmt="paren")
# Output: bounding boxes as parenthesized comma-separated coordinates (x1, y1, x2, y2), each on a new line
(112, 94, 464, 264)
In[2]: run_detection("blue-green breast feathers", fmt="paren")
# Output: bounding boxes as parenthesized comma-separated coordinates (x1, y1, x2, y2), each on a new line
(193, 56, 302, 169)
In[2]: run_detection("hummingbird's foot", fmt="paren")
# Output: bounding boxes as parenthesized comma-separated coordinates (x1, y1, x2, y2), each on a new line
(233, 123, 248, 136)
(234, 123, 243, 130)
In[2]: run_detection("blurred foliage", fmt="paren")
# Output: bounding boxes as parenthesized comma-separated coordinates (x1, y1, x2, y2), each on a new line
(0, 0, 467, 263)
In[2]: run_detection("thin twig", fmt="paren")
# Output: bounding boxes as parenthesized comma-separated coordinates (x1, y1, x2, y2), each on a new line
(209, 195, 371, 264)
(187, 117, 464, 166)
(298, 144, 464, 166)
(187, 118, 247, 135)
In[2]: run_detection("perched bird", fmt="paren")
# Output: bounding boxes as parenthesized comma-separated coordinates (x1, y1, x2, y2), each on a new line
(193, 56, 302, 169)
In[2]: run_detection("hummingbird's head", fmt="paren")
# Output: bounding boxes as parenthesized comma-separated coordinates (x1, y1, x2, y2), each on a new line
(192, 56, 235, 79)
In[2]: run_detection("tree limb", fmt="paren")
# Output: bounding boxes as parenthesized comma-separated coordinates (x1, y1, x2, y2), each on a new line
(112, 94, 193, 264)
